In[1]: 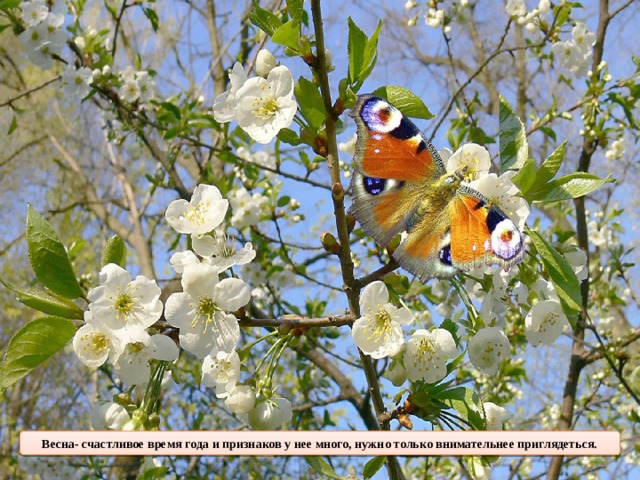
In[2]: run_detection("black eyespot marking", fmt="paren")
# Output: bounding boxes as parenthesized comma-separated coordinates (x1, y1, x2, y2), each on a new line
(390, 117, 419, 140)
(473, 199, 486, 210)
(416, 140, 427, 154)
(439, 245, 453, 266)
(363, 176, 385, 195)
(486, 206, 506, 233)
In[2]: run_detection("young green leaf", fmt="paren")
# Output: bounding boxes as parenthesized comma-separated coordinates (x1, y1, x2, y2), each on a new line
(0, 316, 77, 390)
(248, 1, 283, 36)
(347, 18, 381, 91)
(272, 20, 301, 52)
(372, 85, 433, 120)
(26, 205, 83, 299)
(529, 172, 607, 203)
(295, 77, 327, 129)
(511, 157, 538, 194)
(277, 128, 302, 146)
(528, 230, 581, 327)
(142, 7, 159, 32)
(286, 0, 304, 22)
(304, 457, 341, 480)
(8, 114, 17, 135)
(348, 17, 367, 85)
(2, 281, 84, 319)
(499, 96, 528, 171)
(535, 141, 567, 186)
(101, 234, 127, 268)
(363, 456, 387, 479)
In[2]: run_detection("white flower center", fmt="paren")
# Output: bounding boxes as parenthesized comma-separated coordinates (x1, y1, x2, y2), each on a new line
(195, 297, 222, 333)
(367, 306, 392, 342)
(112, 289, 140, 322)
(86, 332, 108, 355)
(184, 201, 211, 226)
(414, 337, 437, 366)
(252, 96, 279, 120)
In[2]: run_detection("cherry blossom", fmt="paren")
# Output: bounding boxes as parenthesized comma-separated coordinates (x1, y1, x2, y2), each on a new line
(352, 281, 414, 359)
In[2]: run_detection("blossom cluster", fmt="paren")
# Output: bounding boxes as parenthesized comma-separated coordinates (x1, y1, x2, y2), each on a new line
(73, 183, 293, 430)
(551, 23, 596, 77)
(404, 0, 473, 32)
(213, 49, 298, 144)
(18, 0, 66, 69)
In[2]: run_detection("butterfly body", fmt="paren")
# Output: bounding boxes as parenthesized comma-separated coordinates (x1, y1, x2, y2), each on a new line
(349, 94, 525, 281)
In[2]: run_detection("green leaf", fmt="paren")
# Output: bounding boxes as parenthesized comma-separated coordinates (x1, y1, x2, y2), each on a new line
(535, 141, 567, 187)
(2, 281, 84, 319)
(363, 456, 387, 479)
(511, 157, 537, 194)
(347, 18, 381, 91)
(529, 172, 607, 203)
(26, 205, 83, 299)
(101, 234, 127, 268)
(499, 96, 528, 171)
(272, 20, 301, 51)
(277, 128, 301, 146)
(142, 7, 159, 32)
(372, 85, 434, 120)
(441, 387, 485, 431)
(0, 316, 77, 390)
(136, 467, 169, 480)
(294, 77, 326, 129)
(528, 230, 581, 326)
(360, 20, 382, 85)
(8, 114, 17, 135)
(248, 1, 283, 36)
(286, 0, 304, 22)
(348, 17, 367, 85)
(0, 0, 21, 9)
(277, 195, 291, 207)
(305, 457, 341, 480)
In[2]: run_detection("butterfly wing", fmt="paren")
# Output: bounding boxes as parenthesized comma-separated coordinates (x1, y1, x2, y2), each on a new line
(447, 186, 525, 271)
(349, 95, 445, 245)
(392, 187, 524, 281)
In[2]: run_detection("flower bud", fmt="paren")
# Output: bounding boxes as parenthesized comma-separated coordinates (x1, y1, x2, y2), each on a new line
(256, 49, 276, 77)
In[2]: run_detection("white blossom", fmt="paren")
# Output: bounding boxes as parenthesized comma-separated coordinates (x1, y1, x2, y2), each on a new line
(201, 350, 241, 391)
(192, 233, 256, 271)
(248, 397, 293, 429)
(404, 328, 457, 383)
(21, 0, 49, 26)
(219, 384, 256, 414)
(73, 314, 121, 367)
(234, 66, 297, 144)
(525, 299, 570, 346)
(164, 263, 250, 358)
(90, 402, 130, 430)
(229, 187, 269, 229)
(468, 327, 510, 375)
(87, 263, 163, 333)
(256, 49, 277, 77)
(483, 402, 510, 430)
(165, 184, 229, 235)
(112, 330, 179, 385)
(352, 281, 414, 359)
(213, 62, 248, 123)
(61, 65, 93, 99)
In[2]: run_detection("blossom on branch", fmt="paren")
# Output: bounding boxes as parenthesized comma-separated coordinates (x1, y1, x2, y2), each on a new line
(404, 328, 458, 383)
(352, 281, 414, 359)
(214, 61, 297, 144)
(164, 263, 251, 358)
(165, 184, 229, 235)
(87, 263, 163, 333)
